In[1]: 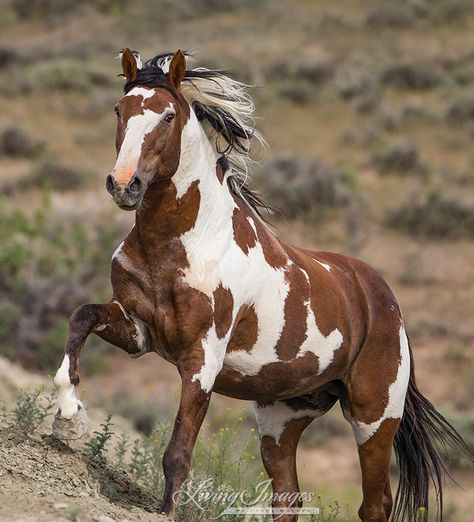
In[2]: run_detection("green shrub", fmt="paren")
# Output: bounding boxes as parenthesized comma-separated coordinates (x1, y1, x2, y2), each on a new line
(278, 81, 314, 105)
(445, 94, 474, 125)
(15, 387, 55, 434)
(387, 191, 474, 239)
(0, 126, 43, 158)
(381, 63, 444, 90)
(261, 154, 351, 219)
(371, 141, 427, 176)
(365, 4, 419, 28)
(0, 195, 123, 371)
(85, 414, 114, 462)
(3, 160, 88, 195)
(441, 413, 474, 470)
(25, 59, 111, 94)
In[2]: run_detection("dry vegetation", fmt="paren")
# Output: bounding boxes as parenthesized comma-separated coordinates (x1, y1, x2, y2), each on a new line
(0, 0, 473, 520)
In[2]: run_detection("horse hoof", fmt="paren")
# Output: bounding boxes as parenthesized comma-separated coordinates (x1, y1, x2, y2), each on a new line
(52, 406, 89, 440)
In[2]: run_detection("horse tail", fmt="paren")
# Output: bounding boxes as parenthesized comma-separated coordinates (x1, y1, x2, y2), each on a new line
(392, 338, 473, 521)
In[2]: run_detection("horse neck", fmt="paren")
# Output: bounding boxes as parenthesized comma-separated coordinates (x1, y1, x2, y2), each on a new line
(135, 111, 236, 250)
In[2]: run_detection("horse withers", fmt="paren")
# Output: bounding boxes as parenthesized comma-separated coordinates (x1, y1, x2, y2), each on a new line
(53, 49, 472, 521)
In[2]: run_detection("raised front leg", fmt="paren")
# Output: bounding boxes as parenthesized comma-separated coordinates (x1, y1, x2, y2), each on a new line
(53, 301, 149, 438)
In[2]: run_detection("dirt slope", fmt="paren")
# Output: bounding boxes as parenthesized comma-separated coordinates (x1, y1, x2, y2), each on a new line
(0, 356, 169, 522)
(0, 411, 169, 522)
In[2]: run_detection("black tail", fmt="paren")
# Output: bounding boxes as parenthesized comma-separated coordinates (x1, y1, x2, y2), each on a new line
(392, 342, 473, 521)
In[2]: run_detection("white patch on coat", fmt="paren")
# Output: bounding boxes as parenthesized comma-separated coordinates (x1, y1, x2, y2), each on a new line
(53, 355, 83, 419)
(112, 241, 124, 261)
(350, 325, 410, 446)
(297, 300, 343, 373)
(111, 300, 148, 357)
(316, 260, 331, 272)
(173, 110, 343, 391)
(255, 402, 317, 445)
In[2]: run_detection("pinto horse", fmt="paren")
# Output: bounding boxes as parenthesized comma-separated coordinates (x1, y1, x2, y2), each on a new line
(53, 49, 471, 521)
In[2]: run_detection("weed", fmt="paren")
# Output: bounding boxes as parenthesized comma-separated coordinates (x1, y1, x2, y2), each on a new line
(67, 507, 83, 522)
(84, 414, 114, 462)
(129, 437, 151, 480)
(15, 388, 55, 434)
(114, 431, 129, 469)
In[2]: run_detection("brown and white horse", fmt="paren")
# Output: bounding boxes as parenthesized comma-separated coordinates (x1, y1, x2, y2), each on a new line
(53, 49, 471, 521)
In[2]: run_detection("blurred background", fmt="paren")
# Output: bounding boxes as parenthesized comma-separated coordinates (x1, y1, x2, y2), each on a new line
(0, 0, 473, 520)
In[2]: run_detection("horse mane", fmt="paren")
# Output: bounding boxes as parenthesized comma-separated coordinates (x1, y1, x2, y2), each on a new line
(123, 52, 272, 219)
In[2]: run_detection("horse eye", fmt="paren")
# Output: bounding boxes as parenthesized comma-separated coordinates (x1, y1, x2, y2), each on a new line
(164, 113, 175, 124)
(114, 106, 120, 118)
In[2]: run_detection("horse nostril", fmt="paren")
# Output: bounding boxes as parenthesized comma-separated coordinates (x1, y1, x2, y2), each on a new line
(106, 174, 116, 194)
(129, 177, 141, 193)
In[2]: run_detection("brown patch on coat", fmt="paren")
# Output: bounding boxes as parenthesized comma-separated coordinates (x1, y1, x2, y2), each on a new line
(227, 304, 259, 353)
(138, 179, 201, 239)
(274, 265, 309, 361)
(232, 208, 257, 254)
(213, 284, 234, 339)
(215, 351, 323, 401)
(254, 218, 288, 268)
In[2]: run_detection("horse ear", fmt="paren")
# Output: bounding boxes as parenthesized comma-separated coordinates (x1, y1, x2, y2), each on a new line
(168, 50, 186, 90)
(120, 48, 138, 82)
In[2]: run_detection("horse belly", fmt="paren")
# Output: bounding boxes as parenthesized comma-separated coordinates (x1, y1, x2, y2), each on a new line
(216, 312, 347, 401)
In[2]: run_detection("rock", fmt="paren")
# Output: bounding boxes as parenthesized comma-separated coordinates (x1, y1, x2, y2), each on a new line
(94, 516, 115, 522)
(52, 407, 89, 440)
(53, 502, 68, 510)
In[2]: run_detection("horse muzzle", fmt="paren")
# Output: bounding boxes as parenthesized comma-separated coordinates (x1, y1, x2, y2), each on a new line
(106, 173, 145, 210)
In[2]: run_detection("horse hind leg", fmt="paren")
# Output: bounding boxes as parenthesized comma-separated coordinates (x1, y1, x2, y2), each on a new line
(341, 324, 410, 522)
(255, 401, 313, 522)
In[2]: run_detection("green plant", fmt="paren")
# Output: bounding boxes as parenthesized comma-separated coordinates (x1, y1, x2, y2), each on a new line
(14, 388, 55, 434)
(0, 125, 43, 158)
(387, 191, 474, 239)
(0, 195, 122, 372)
(84, 414, 114, 462)
(114, 431, 129, 470)
(67, 507, 83, 522)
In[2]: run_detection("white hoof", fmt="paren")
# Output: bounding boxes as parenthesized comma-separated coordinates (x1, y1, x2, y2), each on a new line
(52, 405, 89, 440)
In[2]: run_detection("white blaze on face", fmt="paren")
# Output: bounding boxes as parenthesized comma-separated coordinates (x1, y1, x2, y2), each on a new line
(53, 355, 83, 419)
(112, 88, 175, 187)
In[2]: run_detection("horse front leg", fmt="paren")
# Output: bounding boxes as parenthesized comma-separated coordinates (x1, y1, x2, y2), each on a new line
(53, 301, 149, 438)
(160, 351, 219, 519)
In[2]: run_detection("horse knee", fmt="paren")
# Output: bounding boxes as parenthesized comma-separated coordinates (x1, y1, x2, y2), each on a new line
(69, 303, 103, 331)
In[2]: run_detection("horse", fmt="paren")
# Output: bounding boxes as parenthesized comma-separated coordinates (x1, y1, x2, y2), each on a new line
(53, 48, 472, 521)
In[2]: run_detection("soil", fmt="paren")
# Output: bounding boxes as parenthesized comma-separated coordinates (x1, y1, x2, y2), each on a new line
(0, 411, 169, 522)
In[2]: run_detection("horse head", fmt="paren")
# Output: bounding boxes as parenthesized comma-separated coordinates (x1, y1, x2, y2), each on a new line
(106, 48, 189, 210)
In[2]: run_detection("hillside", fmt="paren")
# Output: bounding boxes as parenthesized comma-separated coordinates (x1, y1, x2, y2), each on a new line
(0, 0, 473, 520)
